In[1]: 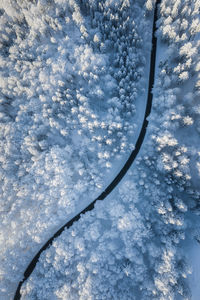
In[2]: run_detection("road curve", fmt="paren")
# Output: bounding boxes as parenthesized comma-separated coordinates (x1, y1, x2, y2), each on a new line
(14, 1, 160, 299)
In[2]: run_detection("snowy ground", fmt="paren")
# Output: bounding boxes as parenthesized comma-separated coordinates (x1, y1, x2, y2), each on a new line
(184, 236, 200, 300)
(1, 0, 200, 299)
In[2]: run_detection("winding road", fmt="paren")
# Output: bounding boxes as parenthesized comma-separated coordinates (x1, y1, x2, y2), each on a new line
(14, 1, 160, 299)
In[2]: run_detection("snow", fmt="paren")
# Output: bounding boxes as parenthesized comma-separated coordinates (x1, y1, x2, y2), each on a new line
(185, 240, 200, 300)
(0, 0, 153, 298)
(0, 0, 200, 299)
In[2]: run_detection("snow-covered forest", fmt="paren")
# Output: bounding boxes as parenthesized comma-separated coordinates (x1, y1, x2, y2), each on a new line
(0, 0, 200, 299)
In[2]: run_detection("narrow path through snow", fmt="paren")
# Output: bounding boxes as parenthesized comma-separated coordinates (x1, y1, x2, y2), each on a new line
(14, 1, 160, 299)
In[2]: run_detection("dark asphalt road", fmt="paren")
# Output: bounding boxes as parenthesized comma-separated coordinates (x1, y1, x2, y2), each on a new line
(14, 1, 160, 299)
